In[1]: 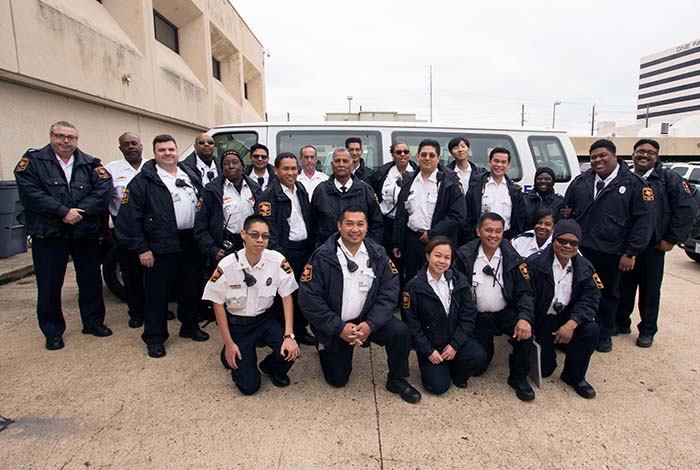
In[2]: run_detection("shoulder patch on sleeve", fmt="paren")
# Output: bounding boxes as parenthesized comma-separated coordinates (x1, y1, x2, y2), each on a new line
(300, 264, 313, 282)
(518, 263, 530, 280)
(258, 201, 271, 217)
(209, 266, 224, 283)
(592, 272, 604, 289)
(388, 259, 399, 275)
(642, 187, 654, 201)
(95, 165, 110, 179)
(402, 291, 411, 310)
(15, 157, 29, 173)
(682, 180, 691, 194)
(196, 197, 203, 212)
(120, 188, 129, 205)
(280, 258, 293, 274)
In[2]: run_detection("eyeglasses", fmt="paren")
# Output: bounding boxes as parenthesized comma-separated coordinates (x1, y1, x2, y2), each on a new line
(555, 237, 580, 247)
(251, 154, 268, 160)
(419, 152, 438, 159)
(197, 139, 214, 145)
(634, 149, 658, 157)
(51, 133, 78, 142)
(394, 149, 410, 155)
(245, 231, 270, 240)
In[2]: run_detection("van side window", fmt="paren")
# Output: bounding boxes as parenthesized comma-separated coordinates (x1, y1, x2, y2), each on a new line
(391, 131, 522, 181)
(689, 168, 700, 184)
(212, 132, 259, 166)
(528, 136, 571, 182)
(276, 130, 382, 174)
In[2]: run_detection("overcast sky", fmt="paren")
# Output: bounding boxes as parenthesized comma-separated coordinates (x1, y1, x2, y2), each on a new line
(231, 0, 699, 135)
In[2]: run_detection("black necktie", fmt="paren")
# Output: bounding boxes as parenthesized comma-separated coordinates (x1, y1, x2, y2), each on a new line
(595, 180, 605, 196)
(257, 177, 265, 186)
(340, 186, 347, 193)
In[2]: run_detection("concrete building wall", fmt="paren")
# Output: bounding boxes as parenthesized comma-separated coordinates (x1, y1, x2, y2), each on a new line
(0, 0, 265, 175)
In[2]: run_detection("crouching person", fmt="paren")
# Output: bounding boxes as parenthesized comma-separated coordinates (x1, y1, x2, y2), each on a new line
(402, 236, 488, 395)
(299, 206, 422, 404)
(526, 220, 601, 399)
(202, 215, 300, 395)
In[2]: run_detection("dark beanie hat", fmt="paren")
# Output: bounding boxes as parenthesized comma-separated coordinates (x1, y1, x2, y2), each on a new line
(553, 219, 582, 240)
(535, 166, 555, 180)
(219, 149, 242, 172)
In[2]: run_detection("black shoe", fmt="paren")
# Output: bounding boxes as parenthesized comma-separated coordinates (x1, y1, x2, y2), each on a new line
(128, 317, 144, 328)
(636, 335, 654, 348)
(507, 376, 535, 402)
(451, 377, 469, 389)
(612, 325, 631, 336)
(295, 330, 318, 346)
(220, 347, 232, 370)
(386, 378, 422, 404)
(259, 360, 290, 387)
(167, 311, 176, 320)
(45, 336, 64, 351)
(562, 375, 596, 399)
(596, 337, 613, 353)
(82, 324, 113, 337)
(147, 343, 166, 358)
(179, 327, 209, 342)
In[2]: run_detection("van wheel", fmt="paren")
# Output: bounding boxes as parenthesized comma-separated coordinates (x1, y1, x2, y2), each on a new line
(685, 249, 700, 263)
(103, 245, 127, 301)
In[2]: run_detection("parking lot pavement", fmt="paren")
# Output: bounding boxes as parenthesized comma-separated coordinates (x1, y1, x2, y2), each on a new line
(1, 250, 699, 469)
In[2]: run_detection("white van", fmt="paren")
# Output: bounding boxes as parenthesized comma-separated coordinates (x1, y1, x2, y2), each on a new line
(181, 122, 580, 193)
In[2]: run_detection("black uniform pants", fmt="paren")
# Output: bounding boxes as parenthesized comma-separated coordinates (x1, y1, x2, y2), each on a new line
(579, 247, 621, 342)
(318, 317, 411, 387)
(228, 310, 294, 395)
(536, 316, 599, 383)
(403, 229, 426, 285)
(416, 340, 488, 395)
(281, 240, 312, 336)
(473, 308, 533, 380)
(383, 215, 405, 295)
(142, 230, 200, 345)
(117, 242, 144, 322)
(616, 242, 665, 337)
(32, 237, 105, 338)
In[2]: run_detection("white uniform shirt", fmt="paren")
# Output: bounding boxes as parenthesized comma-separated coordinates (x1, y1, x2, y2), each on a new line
(427, 271, 451, 315)
(334, 177, 353, 193)
(454, 164, 472, 194)
(546, 257, 573, 315)
(379, 165, 403, 218)
(298, 170, 328, 201)
(281, 184, 308, 241)
(223, 178, 255, 233)
(195, 155, 218, 186)
(55, 153, 74, 184)
(105, 158, 145, 218)
(482, 176, 512, 230)
(472, 246, 508, 313)
(156, 165, 196, 229)
(249, 167, 271, 191)
(593, 163, 620, 198)
(202, 248, 298, 317)
(407, 170, 439, 232)
(337, 240, 375, 322)
(511, 230, 553, 258)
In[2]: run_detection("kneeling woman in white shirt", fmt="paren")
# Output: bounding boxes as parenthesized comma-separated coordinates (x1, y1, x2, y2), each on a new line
(511, 208, 555, 258)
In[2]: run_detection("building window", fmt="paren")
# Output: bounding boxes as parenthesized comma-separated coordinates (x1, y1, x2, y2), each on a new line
(212, 57, 221, 81)
(244, 82, 248, 100)
(154, 10, 178, 53)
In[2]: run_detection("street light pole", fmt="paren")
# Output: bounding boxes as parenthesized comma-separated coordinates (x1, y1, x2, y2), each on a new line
(552, 101, 562, 129)
(347, 96, 353, 113)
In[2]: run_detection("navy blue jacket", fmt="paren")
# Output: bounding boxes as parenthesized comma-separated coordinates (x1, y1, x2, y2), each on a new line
(115, 159, 202, 255)
(402, 267, 478, 357)
(245, 163, 277, 189)
(298, 234, 399, 347)
(524, 189, 565, 230)
(14, 144, 111, 239)
(372, 160, 419, 203)
(464, 172, 526, 240)
(310, 175, 383, 246)
(193, 174, 261, 264)
(181, 151, 219, 189)
(563, 159, 654, 256)
(643, 161, 697, 245)
(454, 238, 535, 323)
(254, 179, 312, 252)
(353, 158, 375, 186)
(392, 169, 466, 250)
(525, 246, 601, 328)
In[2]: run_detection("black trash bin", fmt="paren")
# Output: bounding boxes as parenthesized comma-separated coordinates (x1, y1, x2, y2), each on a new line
(0, 181, 27, 258)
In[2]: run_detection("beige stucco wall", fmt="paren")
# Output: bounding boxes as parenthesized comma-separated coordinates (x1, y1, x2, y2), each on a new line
(0, 0, 265, 179)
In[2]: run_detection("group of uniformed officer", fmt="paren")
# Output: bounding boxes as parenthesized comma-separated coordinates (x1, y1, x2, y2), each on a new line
(16, 123, 697, 403)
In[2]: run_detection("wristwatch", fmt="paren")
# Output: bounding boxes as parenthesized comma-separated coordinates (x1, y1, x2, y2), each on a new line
(284, 333, 295, 339)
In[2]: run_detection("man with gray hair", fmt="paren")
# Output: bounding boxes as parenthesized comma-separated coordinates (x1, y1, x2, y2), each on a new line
(14, 121, 113, 351)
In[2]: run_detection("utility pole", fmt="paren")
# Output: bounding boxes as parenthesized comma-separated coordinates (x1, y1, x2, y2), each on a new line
(347, 96, 353, 113)
(429, 65, 433, 123)
(287, 112, 290, 122)
(520, 104, 525, 127)
(590, 103, 596, 136)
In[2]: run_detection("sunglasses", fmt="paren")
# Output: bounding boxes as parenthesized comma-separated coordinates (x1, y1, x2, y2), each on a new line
(419, 152, 438, 159)
(197, 139, 214, 145)
(555, 237, 580, 247)
(394, 149, 410, 155)
(246, 231, 270, 240)
(251, 154, 268, 160)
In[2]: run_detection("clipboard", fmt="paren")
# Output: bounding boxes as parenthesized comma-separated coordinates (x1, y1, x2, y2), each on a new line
(528, 340, 543, 388)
